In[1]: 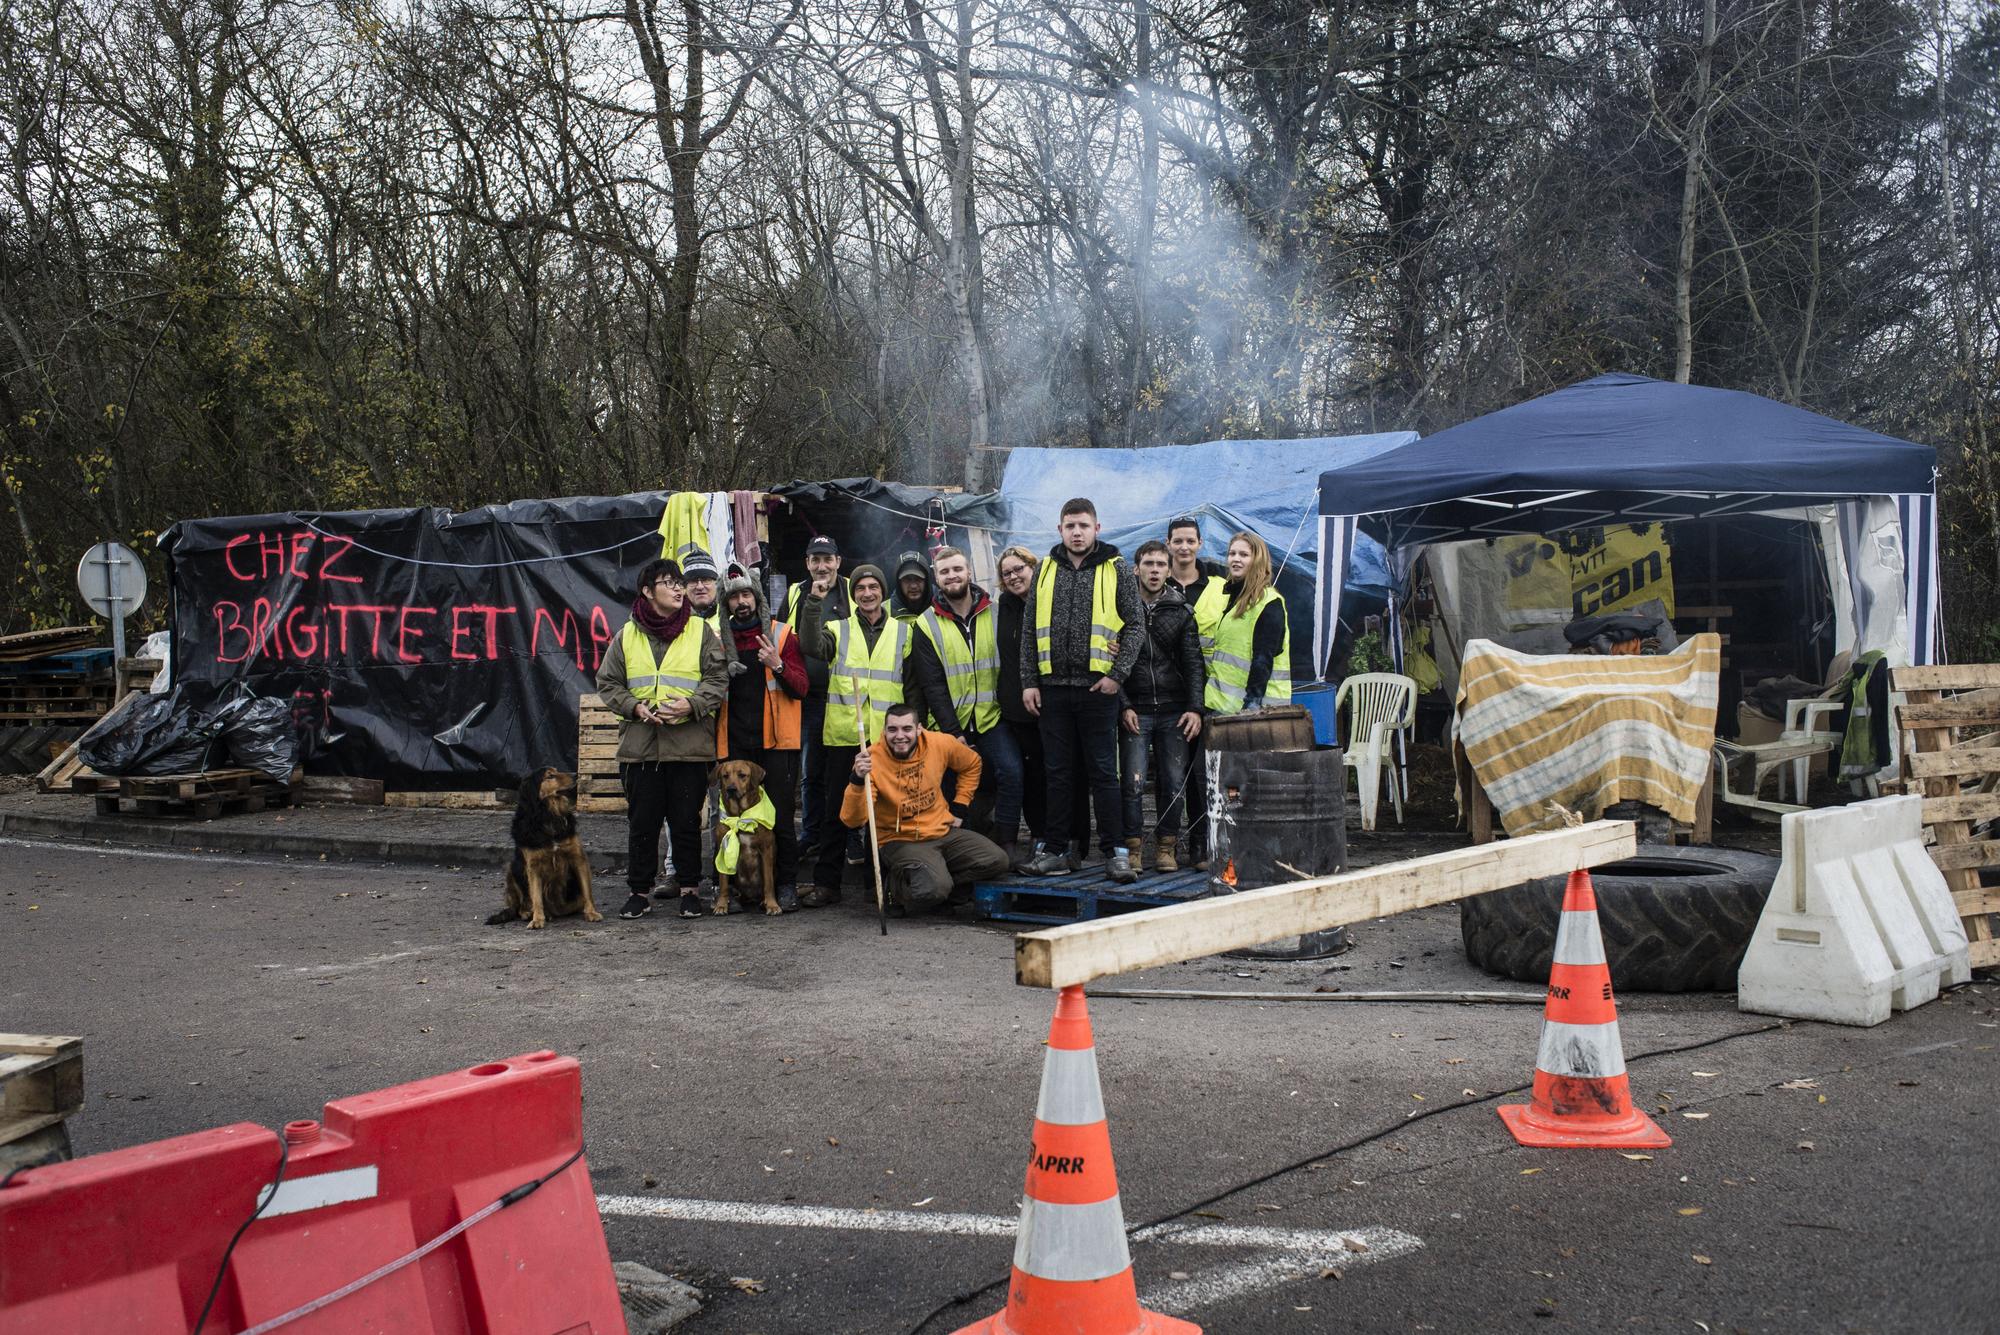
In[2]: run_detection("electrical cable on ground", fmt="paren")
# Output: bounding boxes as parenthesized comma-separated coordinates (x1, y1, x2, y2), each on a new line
(903, 1019, 1791, 1334)
(188, 1137, 584, 1335)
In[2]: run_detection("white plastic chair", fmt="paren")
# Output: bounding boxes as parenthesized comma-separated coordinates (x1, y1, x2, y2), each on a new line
(1335, 673, 1417, 831)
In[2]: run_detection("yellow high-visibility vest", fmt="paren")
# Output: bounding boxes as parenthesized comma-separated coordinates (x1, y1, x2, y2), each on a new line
(1195, 582, 1291, 712)
(619, 618, 705, 705)
(824, 614, 910, 746)
(1033, 557, 1123, 677)
(917, 605, 1000, 732)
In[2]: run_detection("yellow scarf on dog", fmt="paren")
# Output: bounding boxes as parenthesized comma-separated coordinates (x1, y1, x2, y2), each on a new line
(714, 790, 777, 875)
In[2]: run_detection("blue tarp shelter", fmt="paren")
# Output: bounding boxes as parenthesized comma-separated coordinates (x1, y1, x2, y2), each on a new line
(1313, 373, 1941, 674)
(1001, 433, 1417, 671)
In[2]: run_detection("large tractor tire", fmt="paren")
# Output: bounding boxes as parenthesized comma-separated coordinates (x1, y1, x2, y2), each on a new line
(1459, 844, 1779, 993)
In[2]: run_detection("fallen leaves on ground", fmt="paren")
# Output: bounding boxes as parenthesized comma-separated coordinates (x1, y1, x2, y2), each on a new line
(1777, 1078, 1819, 1091)
(1620, 1153, 1654, 1162)
(1682, 1111, 1711, 1120)
(729, 1277, 765, 1294)
(1691, 1254, 1712, 1266)
(1678, 1207, 1703, 1216)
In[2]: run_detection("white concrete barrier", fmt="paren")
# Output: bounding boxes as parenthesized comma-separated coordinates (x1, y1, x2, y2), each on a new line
(1738, 796, 1970, 1026)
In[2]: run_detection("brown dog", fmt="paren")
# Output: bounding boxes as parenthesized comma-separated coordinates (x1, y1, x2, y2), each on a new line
(712, 758, 781, 917)
(487, 767, 600, 929)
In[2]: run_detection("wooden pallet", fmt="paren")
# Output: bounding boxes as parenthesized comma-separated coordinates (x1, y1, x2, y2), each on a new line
(73, 767, 298, 820)
(974, 867, 1214, 926)
(1891, 663, 2000, 968)
(578, 691, 624, 803)
(33, 659, 165, 793)
(1, 1034, 83, 1171)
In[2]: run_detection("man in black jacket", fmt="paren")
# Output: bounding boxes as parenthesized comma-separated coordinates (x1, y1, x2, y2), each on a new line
(1119, 541, 1205, 871)
(1019, 498, 1144, 883)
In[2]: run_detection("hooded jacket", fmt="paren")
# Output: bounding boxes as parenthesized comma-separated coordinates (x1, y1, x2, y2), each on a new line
(1121, 582, 1206, 716)
(1019, 540, 1144, 689)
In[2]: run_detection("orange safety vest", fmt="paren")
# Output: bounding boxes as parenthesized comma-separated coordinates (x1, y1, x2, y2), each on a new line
(715, 621, 804, 753)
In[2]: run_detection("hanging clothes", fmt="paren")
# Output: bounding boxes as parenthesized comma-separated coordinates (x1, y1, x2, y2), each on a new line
(656, 492, 711, 566)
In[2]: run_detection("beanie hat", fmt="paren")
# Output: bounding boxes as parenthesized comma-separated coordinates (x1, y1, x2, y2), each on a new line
(850, 563, 887, 595)
(681, 550, 720, 582)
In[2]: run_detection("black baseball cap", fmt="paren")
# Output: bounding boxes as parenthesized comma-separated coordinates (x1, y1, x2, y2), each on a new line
(806, 536, 840, 557)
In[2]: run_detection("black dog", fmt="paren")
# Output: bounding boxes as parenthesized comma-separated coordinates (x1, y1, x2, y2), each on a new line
(487, 767, 599, 929)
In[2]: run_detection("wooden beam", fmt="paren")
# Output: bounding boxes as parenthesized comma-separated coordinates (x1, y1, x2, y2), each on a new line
(1015, 821, 1638, 990)
(1904, 746, 2000, 780)
(1891, 664, 2000, 692)
(1897, 698, 2000, 728)
(1927, 839, 2000, 873)
(1918, 792, 2000, 825)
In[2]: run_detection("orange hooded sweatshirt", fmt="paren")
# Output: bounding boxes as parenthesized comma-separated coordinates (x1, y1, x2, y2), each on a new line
(839, 729, 983, 843)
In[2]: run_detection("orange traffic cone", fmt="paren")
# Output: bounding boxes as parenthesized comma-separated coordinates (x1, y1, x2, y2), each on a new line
(1498, 870, 1672, 1150)
(952, 986, 1199, 1335)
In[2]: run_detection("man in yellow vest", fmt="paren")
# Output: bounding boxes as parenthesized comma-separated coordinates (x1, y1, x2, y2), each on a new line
(800, 563, 909, 907)
(596, 557, 730, 920)
(1019, 497, 1144, 883)
(781, 535, 850, 858)
(906, 546, 1024, 865)
(714, 572, 809, 910)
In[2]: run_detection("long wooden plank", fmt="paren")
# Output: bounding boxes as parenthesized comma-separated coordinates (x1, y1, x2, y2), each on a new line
(1952, 887, 2000, 916)
(1897, 699, 2000, 728)
(1015, 821, 1638, 989)
(1926, 840, 2000, 873)
(1971, 937, 2000, 969)
(1893, 664, 2000, 692)
(1917, 792, 2000, 825)
(1903, 747, 2000, 780)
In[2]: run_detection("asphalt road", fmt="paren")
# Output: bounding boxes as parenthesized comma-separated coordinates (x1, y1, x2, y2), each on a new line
(4, 834, 1996, 1333)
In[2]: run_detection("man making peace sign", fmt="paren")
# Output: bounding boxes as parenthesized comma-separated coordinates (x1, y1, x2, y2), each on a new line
(716, 570, 810, 909)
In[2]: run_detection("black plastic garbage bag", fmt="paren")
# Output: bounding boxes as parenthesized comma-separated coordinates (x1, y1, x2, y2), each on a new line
(214, 689, 303, 783)
(76, 687, 223, 776)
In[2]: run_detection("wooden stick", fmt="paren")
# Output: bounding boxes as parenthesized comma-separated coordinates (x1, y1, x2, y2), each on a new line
(1015, 820, 1637, 989)
(862, 707, 887, 935)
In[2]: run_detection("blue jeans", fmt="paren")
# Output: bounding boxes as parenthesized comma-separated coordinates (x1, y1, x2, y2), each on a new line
(1121, 713, 1191, 838)
(968, 724, 1024, 839)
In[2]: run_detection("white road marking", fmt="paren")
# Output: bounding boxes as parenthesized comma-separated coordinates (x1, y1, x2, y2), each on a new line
(0, 836, 346, 870)
(1138, 1226, 1425, 1314)
(594, 1195, 1422, 1311)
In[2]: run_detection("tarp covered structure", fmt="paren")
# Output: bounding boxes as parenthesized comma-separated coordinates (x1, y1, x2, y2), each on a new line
(1001, 433, 1417, 670)
(162, 481, 994, 786)
(1313, 373, 1941, 676)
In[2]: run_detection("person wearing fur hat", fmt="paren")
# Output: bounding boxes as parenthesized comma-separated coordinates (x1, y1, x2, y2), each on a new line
(715, 571, 809, 909)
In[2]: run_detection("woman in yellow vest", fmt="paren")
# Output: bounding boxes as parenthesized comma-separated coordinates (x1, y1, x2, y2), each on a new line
(1193, 531, 1291, 713)
(596, 557, 730, 919)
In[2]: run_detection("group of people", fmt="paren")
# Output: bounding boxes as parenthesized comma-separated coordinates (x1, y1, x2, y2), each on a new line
(596, 497, 1292, 920)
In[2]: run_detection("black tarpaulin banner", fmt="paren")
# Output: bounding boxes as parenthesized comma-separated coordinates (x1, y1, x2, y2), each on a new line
(160, 492, 673, 788)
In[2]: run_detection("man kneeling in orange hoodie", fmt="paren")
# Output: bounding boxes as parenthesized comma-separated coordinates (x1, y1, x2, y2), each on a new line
(843, 702, 1013, 912)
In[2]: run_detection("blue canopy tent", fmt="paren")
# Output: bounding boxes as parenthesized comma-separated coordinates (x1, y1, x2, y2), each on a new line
(1312, 373, 1942, 676)
(1001, 432, 1418, 673)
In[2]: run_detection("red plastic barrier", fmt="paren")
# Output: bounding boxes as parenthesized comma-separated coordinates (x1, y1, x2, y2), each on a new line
(0, 1051, 624, 1334)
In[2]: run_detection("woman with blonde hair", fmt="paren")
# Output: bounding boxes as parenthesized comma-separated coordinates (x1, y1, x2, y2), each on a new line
(994, 545, 1049, 857)
(1192, 531, 1291, 713)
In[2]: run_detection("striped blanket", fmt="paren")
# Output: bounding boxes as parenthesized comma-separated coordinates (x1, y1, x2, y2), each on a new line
(1456, 634, 1720, 836)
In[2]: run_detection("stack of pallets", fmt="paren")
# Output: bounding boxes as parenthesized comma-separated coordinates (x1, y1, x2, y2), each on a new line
(73, 767, 298, 820)
(0, 1034, 83, 1173)
(575, 693, 627, 813)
